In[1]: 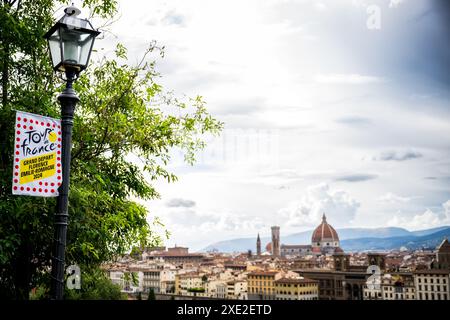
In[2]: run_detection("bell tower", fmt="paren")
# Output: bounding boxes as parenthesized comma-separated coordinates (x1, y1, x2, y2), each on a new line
(256, 233, 261, 256)
(271, 226, 280, 257)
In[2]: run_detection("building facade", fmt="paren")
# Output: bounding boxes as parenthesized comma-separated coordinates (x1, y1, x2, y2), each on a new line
(414, 269, 450, 300)
(142, 265, 163, 294)
(147, 246, 204, 265)
(296, 253, 386, 300)
(280, 245, 312, 257)
(226, 280, 248, 300)
(175, 273, 205, 296)
(364, 273, 416, 300)
(432, 238, 450, 270)
(274, 278, 319, 300)
(247, 271, 281, 300)
(216, 282, 227, 299)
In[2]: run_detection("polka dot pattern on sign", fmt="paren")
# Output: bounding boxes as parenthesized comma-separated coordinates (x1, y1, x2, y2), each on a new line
(13, 113, 62, 196)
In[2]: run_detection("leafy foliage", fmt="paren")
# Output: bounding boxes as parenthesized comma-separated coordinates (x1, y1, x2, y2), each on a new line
(64, 267, 126, 300)
(0, 0, 222, 299)
(147, 287, 156, 300)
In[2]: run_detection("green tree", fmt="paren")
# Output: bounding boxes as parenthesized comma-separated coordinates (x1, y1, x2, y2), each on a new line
(64, 267, 125, 300)
(0, 0, 222, 300)
(122, 272, 138, 291)
(147, 288, 155, 300)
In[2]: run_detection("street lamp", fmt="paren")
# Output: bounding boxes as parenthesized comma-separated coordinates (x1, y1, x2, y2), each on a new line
(44, 5, 100, 300)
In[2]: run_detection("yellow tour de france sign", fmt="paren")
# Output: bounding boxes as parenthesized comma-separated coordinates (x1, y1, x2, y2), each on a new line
(12, 111, 62, 197)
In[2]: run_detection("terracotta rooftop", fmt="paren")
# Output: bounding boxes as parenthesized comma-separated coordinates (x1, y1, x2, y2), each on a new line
(311, 213, 339, 242)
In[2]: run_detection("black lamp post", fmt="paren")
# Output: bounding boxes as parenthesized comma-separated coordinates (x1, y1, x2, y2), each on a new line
(44, 5, 100, 300)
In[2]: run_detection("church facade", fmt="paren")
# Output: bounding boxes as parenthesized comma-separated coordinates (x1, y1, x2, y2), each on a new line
(311, 214, 342, 255)
(257, 213, 343, 257)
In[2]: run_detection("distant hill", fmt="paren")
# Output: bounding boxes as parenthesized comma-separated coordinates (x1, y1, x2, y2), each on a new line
(201, 226, 450, 253)
(341, 227, 450, 252)
(410, 226, 450, 237)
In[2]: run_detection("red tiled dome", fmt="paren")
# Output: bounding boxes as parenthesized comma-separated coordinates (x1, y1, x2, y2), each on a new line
(311, 214, 339, 243)
(265, 242, 272, 252)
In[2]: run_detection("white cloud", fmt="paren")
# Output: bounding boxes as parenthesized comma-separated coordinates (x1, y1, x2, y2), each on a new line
(444, 200, 450, 220)
(379, 192, 411, 203)
(314, 73, 384, 84)
(166, 198, 196, 208)
(389, 0, 405, 8)
(277, 183, 360, 228)
(314, 2, 327, 11)
(113, 0, 450, 248)
(387, 209, 442, 230)
(163, 207, 264, 232)
(374, 150, 423, 161)
(152, 203, 266, 250)
(387, 200, 450, 230)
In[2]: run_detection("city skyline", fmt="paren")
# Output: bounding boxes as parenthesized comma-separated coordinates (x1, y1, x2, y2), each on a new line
(86, 0, 450, 250)
(2, 0, 449, 305)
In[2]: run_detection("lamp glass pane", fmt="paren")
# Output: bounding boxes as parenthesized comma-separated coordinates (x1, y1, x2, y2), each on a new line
(79, 34, 95, 66)
(47, 29, 61, 68)
(61, 28, 82, 65)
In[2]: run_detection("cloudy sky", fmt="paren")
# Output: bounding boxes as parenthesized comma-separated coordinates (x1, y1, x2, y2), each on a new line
(83, 0, 450, 250)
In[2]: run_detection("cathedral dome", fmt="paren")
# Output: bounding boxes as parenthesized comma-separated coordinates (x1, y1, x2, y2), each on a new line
(311, 213, 339, 243)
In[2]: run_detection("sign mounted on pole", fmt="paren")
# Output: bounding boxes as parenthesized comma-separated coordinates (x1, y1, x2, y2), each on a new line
(12, 111, 62, 197)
